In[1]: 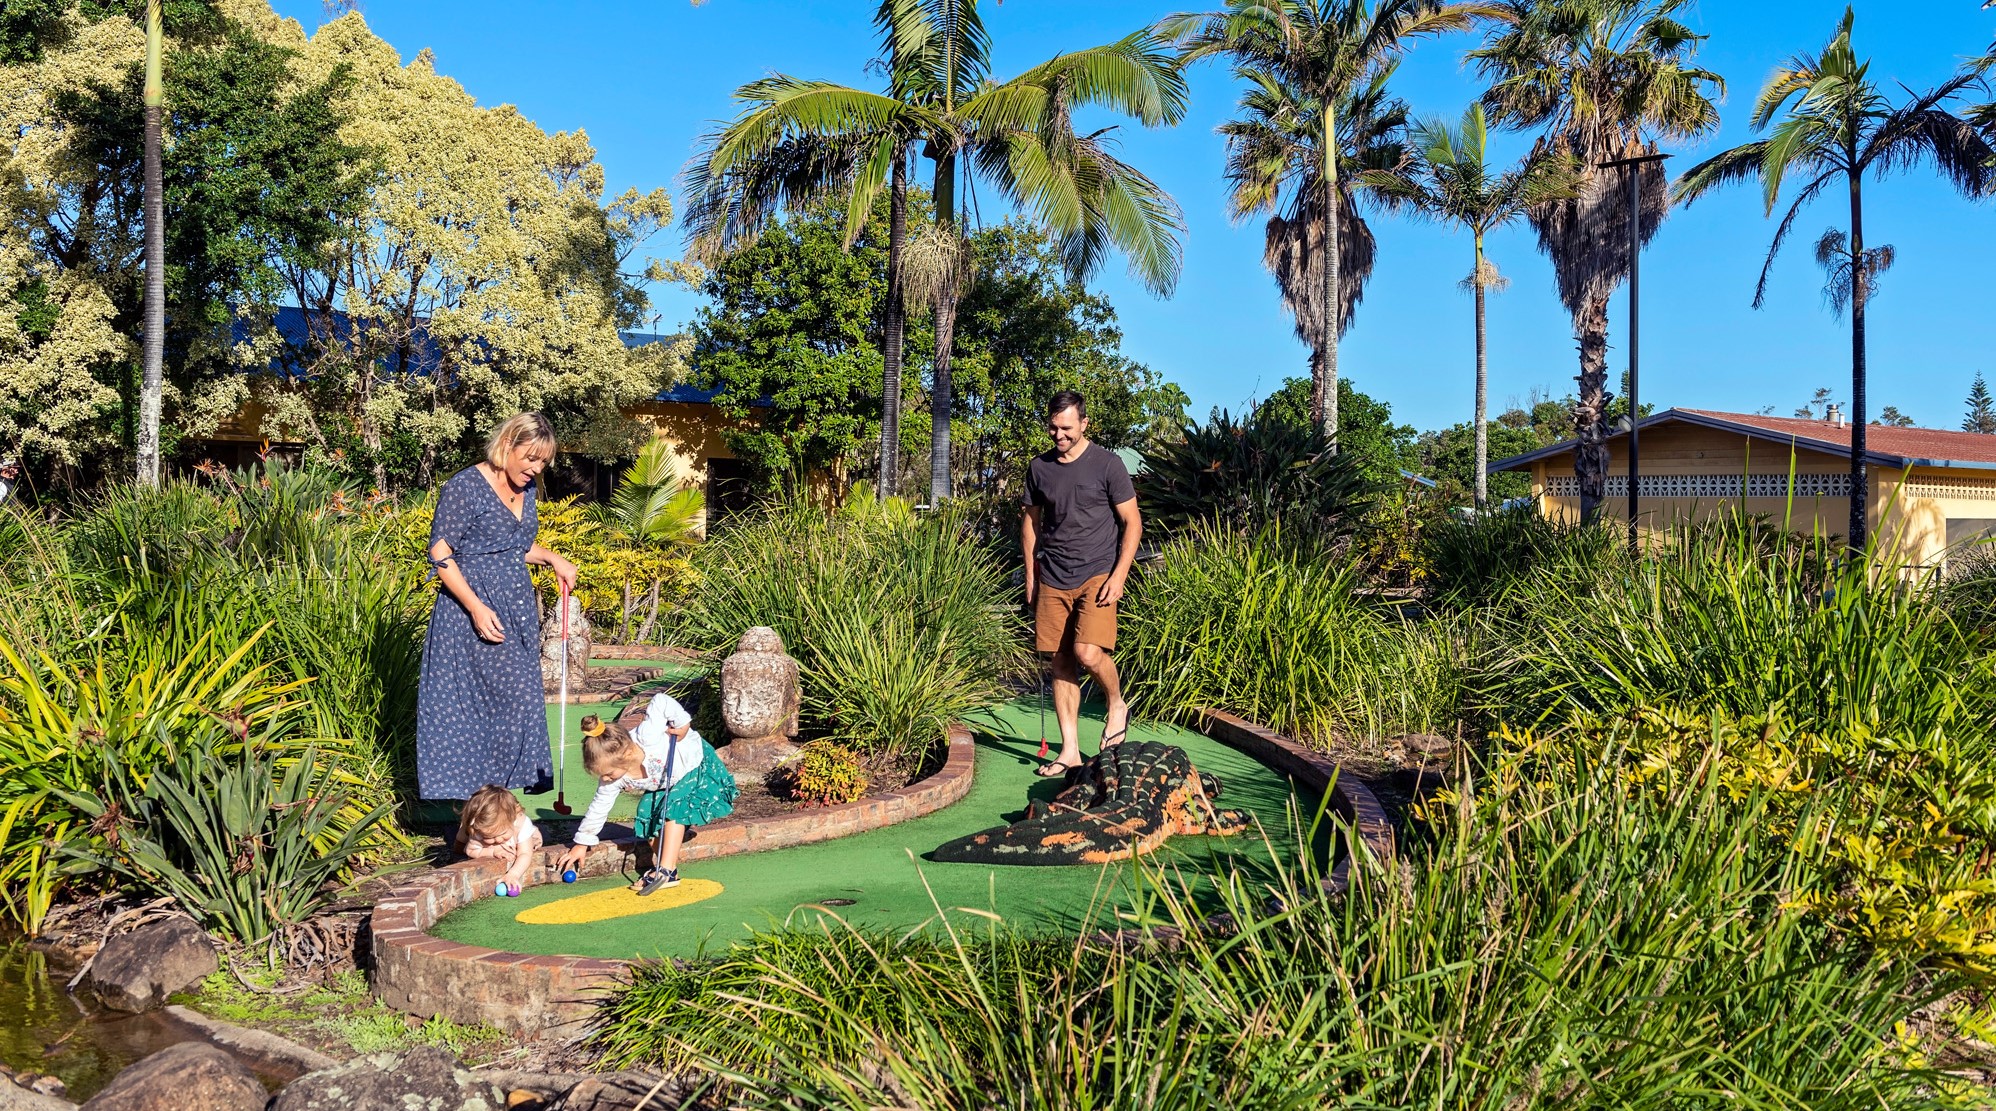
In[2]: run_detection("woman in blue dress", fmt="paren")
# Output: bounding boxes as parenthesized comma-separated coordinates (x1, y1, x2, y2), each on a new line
(416, 413, 580, 800)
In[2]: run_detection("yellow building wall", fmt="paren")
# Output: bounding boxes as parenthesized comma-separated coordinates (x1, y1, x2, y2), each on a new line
(624, 399, 749, 537)
(1516, 424, 1996, 573)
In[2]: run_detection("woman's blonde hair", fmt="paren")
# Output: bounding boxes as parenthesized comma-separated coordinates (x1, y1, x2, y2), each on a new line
(485, 412, 557, 469)
(580, 714, 641, 777)
(457, 785, 524, 844)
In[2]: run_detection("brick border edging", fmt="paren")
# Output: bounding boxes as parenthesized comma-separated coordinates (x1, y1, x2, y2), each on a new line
(369, 725, 976, 1038)
(1194, 708, 1396, 895)
(584, 645, 701, 662)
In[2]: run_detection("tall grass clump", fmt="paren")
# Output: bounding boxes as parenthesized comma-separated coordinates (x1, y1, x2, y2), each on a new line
(1487, 512, 1994, 735)
(1119, 526, 1465, 747)
(1419, 505, 1623, 613)
(590, 718, 1966, 1108)
(674, 500, 1020, 766)
(0, 466, 426, 931)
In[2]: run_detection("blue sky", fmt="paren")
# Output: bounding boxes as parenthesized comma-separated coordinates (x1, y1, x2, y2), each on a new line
(268, 1, 1996, 435)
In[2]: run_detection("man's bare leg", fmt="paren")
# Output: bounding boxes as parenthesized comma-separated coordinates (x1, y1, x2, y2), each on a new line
(1041, 647, 1086, 773)
(1072, 642, 1128, 747)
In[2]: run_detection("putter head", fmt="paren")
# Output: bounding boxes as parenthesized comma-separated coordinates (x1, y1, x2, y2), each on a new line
(553, 798, 573, 815)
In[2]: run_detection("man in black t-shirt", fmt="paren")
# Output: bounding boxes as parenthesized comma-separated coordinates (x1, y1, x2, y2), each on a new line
(1021, 390, 1142, 776)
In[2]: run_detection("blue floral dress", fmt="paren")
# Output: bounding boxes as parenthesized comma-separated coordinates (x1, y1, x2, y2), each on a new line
(415, 467, 550, 800)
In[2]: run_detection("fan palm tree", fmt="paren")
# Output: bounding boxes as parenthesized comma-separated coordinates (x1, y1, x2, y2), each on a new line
(1163, 0, 1494, 445)
(1471, 0, 1723, 521)
(1216, 64, 1410, 442)
(1675, 7, 1994, 551)
(686, 0, 1188, 503)
(1358, 103, 1578, 508)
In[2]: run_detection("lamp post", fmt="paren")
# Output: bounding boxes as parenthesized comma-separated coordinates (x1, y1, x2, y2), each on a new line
(1598, 151, 1669, 554)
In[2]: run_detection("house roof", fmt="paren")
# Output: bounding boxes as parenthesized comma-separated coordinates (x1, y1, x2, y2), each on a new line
(1493, 408, 1996, 473)
(241, 309, 731, 406)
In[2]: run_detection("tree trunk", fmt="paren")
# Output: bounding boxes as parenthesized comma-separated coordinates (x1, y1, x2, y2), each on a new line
(1848, 175, 1868, 552)
(928, 150, 960, 504)
(1473, 236, 1489, 511)
(878, 147, 908, 500)
(1318, 103, 1341, 451)
(135, 0, 166, 486)
(1572, 294, 1611, 523)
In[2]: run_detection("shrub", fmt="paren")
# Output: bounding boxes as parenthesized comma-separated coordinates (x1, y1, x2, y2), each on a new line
(1484, 513, 1994, 735)
(1938, 542, 1996, 632)
(1119, 526, 1463, 747)
(59, 737, 391, 946)
(1576, 706, 1996, 977)
(1136, 407, 1380, 541)
(589, 723, 1963, 1108)
(674, 502, 1018, 765)
(1418, 505, 1621, 612)
(767, 740, 870, 806)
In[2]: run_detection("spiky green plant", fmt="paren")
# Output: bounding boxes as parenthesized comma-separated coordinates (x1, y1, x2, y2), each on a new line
(1136, 407, 1381, 540)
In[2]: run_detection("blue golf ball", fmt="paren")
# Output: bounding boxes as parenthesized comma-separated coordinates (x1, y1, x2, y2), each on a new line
(493, 881, 508, 897)
(562, 869, 578, 884)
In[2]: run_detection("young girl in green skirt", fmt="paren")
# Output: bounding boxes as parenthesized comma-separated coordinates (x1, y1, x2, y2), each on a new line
(556, 691, 737, 894)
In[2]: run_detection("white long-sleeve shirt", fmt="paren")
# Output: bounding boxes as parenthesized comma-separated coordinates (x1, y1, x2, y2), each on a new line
(572, 692, 705, 846)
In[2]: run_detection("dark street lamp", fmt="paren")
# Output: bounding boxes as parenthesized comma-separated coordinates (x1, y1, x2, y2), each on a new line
(1599, 151, 1669, 553)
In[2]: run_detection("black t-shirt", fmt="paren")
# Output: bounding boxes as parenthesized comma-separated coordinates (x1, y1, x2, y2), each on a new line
(1023, 443, 1137, 590)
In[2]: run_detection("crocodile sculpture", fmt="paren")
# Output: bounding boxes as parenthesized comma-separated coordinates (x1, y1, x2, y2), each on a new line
(932, 740, 1252, 866)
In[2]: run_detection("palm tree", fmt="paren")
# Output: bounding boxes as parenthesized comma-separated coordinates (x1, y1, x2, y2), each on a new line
(1471, 0, 1723, 521)
(1216, 64, 1409, 442)
(593, 438, 704, 642)
(1358, 103, 1577, 508)
(1163, 0, 1494, 445)
(1675, 7, 1993, 551)
(686, 0, 1188, 503)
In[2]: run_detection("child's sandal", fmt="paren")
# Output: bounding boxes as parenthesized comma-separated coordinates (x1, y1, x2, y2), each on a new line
(635, 867, 679, 896)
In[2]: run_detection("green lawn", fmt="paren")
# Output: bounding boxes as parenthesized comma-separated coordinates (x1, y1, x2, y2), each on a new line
(429, 698, 1330, 959)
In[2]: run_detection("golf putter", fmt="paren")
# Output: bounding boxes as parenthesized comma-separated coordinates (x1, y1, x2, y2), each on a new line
(1037, 668, 1049, 759)
(553, 580, 573, 815)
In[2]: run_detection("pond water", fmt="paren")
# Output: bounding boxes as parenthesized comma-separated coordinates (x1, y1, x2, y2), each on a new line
(0, 942, 188, 1101)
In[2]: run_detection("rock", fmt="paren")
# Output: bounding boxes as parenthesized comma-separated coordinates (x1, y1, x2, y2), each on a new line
(162, 1006, 338, 1074)
(87, 917, 218, 1013)
(270, 1046, 509, 1111)
(78, 1043, 261, 1111)
(1398, 733, 1453, 765)
(543, 592, 591, 695)
(0, 1074, 76, 1111)
(718, 626, 801, 781)
(549, 1073, 689, 1111)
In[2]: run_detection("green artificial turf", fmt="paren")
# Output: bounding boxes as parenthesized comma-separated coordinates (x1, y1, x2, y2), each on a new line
(429, 699, 1329, 959)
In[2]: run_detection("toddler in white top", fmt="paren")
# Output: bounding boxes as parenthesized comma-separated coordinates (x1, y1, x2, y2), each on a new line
(455, 785, 543, 893)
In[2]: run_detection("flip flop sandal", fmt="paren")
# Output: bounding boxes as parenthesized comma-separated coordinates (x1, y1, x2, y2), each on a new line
(1100, 727, 1128, 749)
(1034, 760, 1080, 778)
(635, 867, 680, 896)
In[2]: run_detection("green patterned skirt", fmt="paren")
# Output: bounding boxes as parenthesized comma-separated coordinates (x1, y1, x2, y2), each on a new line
(633, 739, 738, 838)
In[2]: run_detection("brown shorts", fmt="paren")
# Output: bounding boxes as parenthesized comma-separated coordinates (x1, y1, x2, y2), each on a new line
(1035, 573, 1117, 654)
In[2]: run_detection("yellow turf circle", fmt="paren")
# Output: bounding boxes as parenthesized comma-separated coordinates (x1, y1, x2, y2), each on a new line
(515, 878, 725, 925)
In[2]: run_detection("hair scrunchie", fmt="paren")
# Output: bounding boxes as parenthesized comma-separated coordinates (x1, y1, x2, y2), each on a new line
(580, 717, 607, 738)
